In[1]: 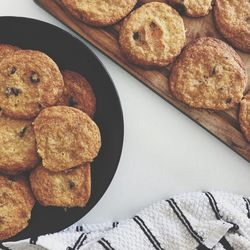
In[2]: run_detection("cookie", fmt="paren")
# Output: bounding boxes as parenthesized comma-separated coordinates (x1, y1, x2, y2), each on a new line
(166, 0, 213, 17)
(239, 92, 250, 143)
(0, 50, 64, 119)
(0, 44, 19, 61)
(0, 116, 39, 175)
(30, 164, 91, 208)
(60, 0, 137, 26)
(119, 2, 186, 67)
(57, 70, 96, 118)
(169, 37, 247, 110)
(0, 175, 35, 240)
(34, 106, 101, 172)
(214, 0, 250, 52)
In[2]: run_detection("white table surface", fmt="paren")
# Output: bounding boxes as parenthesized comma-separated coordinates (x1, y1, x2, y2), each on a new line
(1, 0, 249, 226)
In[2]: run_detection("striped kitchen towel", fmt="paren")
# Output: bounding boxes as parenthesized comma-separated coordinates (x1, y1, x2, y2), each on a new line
(2, 191, 250, 250)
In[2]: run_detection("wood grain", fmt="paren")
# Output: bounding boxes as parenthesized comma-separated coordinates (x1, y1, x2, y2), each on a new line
(34, 0, 250, 162)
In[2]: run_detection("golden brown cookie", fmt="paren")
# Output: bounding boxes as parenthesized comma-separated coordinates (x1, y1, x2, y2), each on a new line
(239, 92, 250, 143)
(30, 164, 91, 208)
(166, 0, 213, 17)
(57, 70, 96, 118)
(0, 44, 19, 61)
(0, 50, 64, 119)
(169, 37, 247, 110)
(0, 175, 35, 240)
(119, 2, 186, 67)
(214, 0, 250, 52)
(34, 106, 101, 172)
(0, 116, 39, 175)
(60, 0, 137, 26)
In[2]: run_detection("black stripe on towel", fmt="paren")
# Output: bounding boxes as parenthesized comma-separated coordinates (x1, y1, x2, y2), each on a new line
(0, 242, 11, 250)
(112, 221, 119, 228)
(98, 238, 115, 250)
(167, 199, 203, 244)
(29, 235, 38, 245)
(134, 215, 164, 250)
(243, 197, 250, 219)
(219, 236, 234, 250)
(69, 232, 86, 250)
(205, 192, 239, 231)
(76, 234, 87, 250)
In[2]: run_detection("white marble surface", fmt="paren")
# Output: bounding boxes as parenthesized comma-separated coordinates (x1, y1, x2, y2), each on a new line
(1, 0, 249, 225)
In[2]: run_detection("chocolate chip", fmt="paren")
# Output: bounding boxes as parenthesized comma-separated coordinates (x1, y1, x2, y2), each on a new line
(226, 97, 232, 104)
(133, 32, 140, 40)
(9, 66, 16, 75)
(37, 103, 42, 109)
(30, 72, 40, 84)
(150, 22, 157, 28)
(5, 87, 21, 97)
(218, 87, 224, 91)
(0, 108, 2, 117)
(69, 96, 78, 107)
(68, 180, 75, 189)
(18, 127, 27, 138)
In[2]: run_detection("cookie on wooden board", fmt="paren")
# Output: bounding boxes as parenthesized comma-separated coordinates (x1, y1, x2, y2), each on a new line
(169, 37, 247, 110)
(166, 0, 213, 17)
(0, 44, 19, 61)
(214, 0, 250, 52)
(30, 164, 91, 208)
(0, 116, 39, 175)
(0, 175, 35, 240)
(34, 106, 101, 172)
(57, 70, 96, 118)
(0, 50, 64, 119)
(119, 2, 186, 68)
(239, 92, 250, 143)
(60, 0, 137, 26)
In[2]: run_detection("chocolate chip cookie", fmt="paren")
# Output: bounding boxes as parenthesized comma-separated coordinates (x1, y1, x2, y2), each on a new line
(30, 164, 91, 208)
(239, 91, 250, 142)
(61, 0, 137, 26)
(57, 70, 96, 118)
(34, 106, 101, 172)
(0, 175, 35, 240)
(0, 50, 64, 119)
(0, 44, 19, 62)
(166, 0, 213, 17)
(214, 0, 250, 52)
(0, 116, 39, 175)
(119, 2, 186, 67)
(169, 37, 247, 110)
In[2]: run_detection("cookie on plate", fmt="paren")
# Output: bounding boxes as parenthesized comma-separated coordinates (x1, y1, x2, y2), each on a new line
(169, 37, 247, 110)
(0, 44, 19, 61)
(60, 0, 137, 26)
(239, 92, 250, 143)
(119, 2, 186, 67)
(34, 106, 101, 172)
(0, 50, 64, 119)
(0, 116, 39, 175)
(30, 164, 91, 207)
(57, 70, 96, 118)
(214, 0, 250, 52)
(166, 0, 213, 17)
(0, 175, 35, 240)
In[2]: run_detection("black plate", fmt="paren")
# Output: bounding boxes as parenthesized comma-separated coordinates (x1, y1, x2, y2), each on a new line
(0, 16, 124, 241)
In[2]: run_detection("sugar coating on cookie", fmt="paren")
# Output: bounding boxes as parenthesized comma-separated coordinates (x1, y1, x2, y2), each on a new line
(34, 106, 101, 172)
(214, 0, 250, 52)
(0, 50, 64, 119)
(239, 92, 250, 143)
(57, 70, 96, 118)
(30, 164, 91, 207)
(0, 175, 35, 240)
(61, 0, 137, 26)
(166, 0, 213, 17)
(169, 37, 247, 110)
(0, 44, 19, 61)
(0, 116, 39, 175)
(119, 2, 186, 67)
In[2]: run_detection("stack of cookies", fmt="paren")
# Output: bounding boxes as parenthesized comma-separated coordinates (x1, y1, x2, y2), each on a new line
(60, 0, 250, 143)
(0, 44, 101, 240)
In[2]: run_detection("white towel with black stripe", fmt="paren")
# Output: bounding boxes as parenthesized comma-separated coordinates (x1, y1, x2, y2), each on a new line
(2, 191, 250, 250)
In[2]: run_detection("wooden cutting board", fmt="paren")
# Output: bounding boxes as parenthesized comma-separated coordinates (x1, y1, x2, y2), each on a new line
(35, 0, 250, 162)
